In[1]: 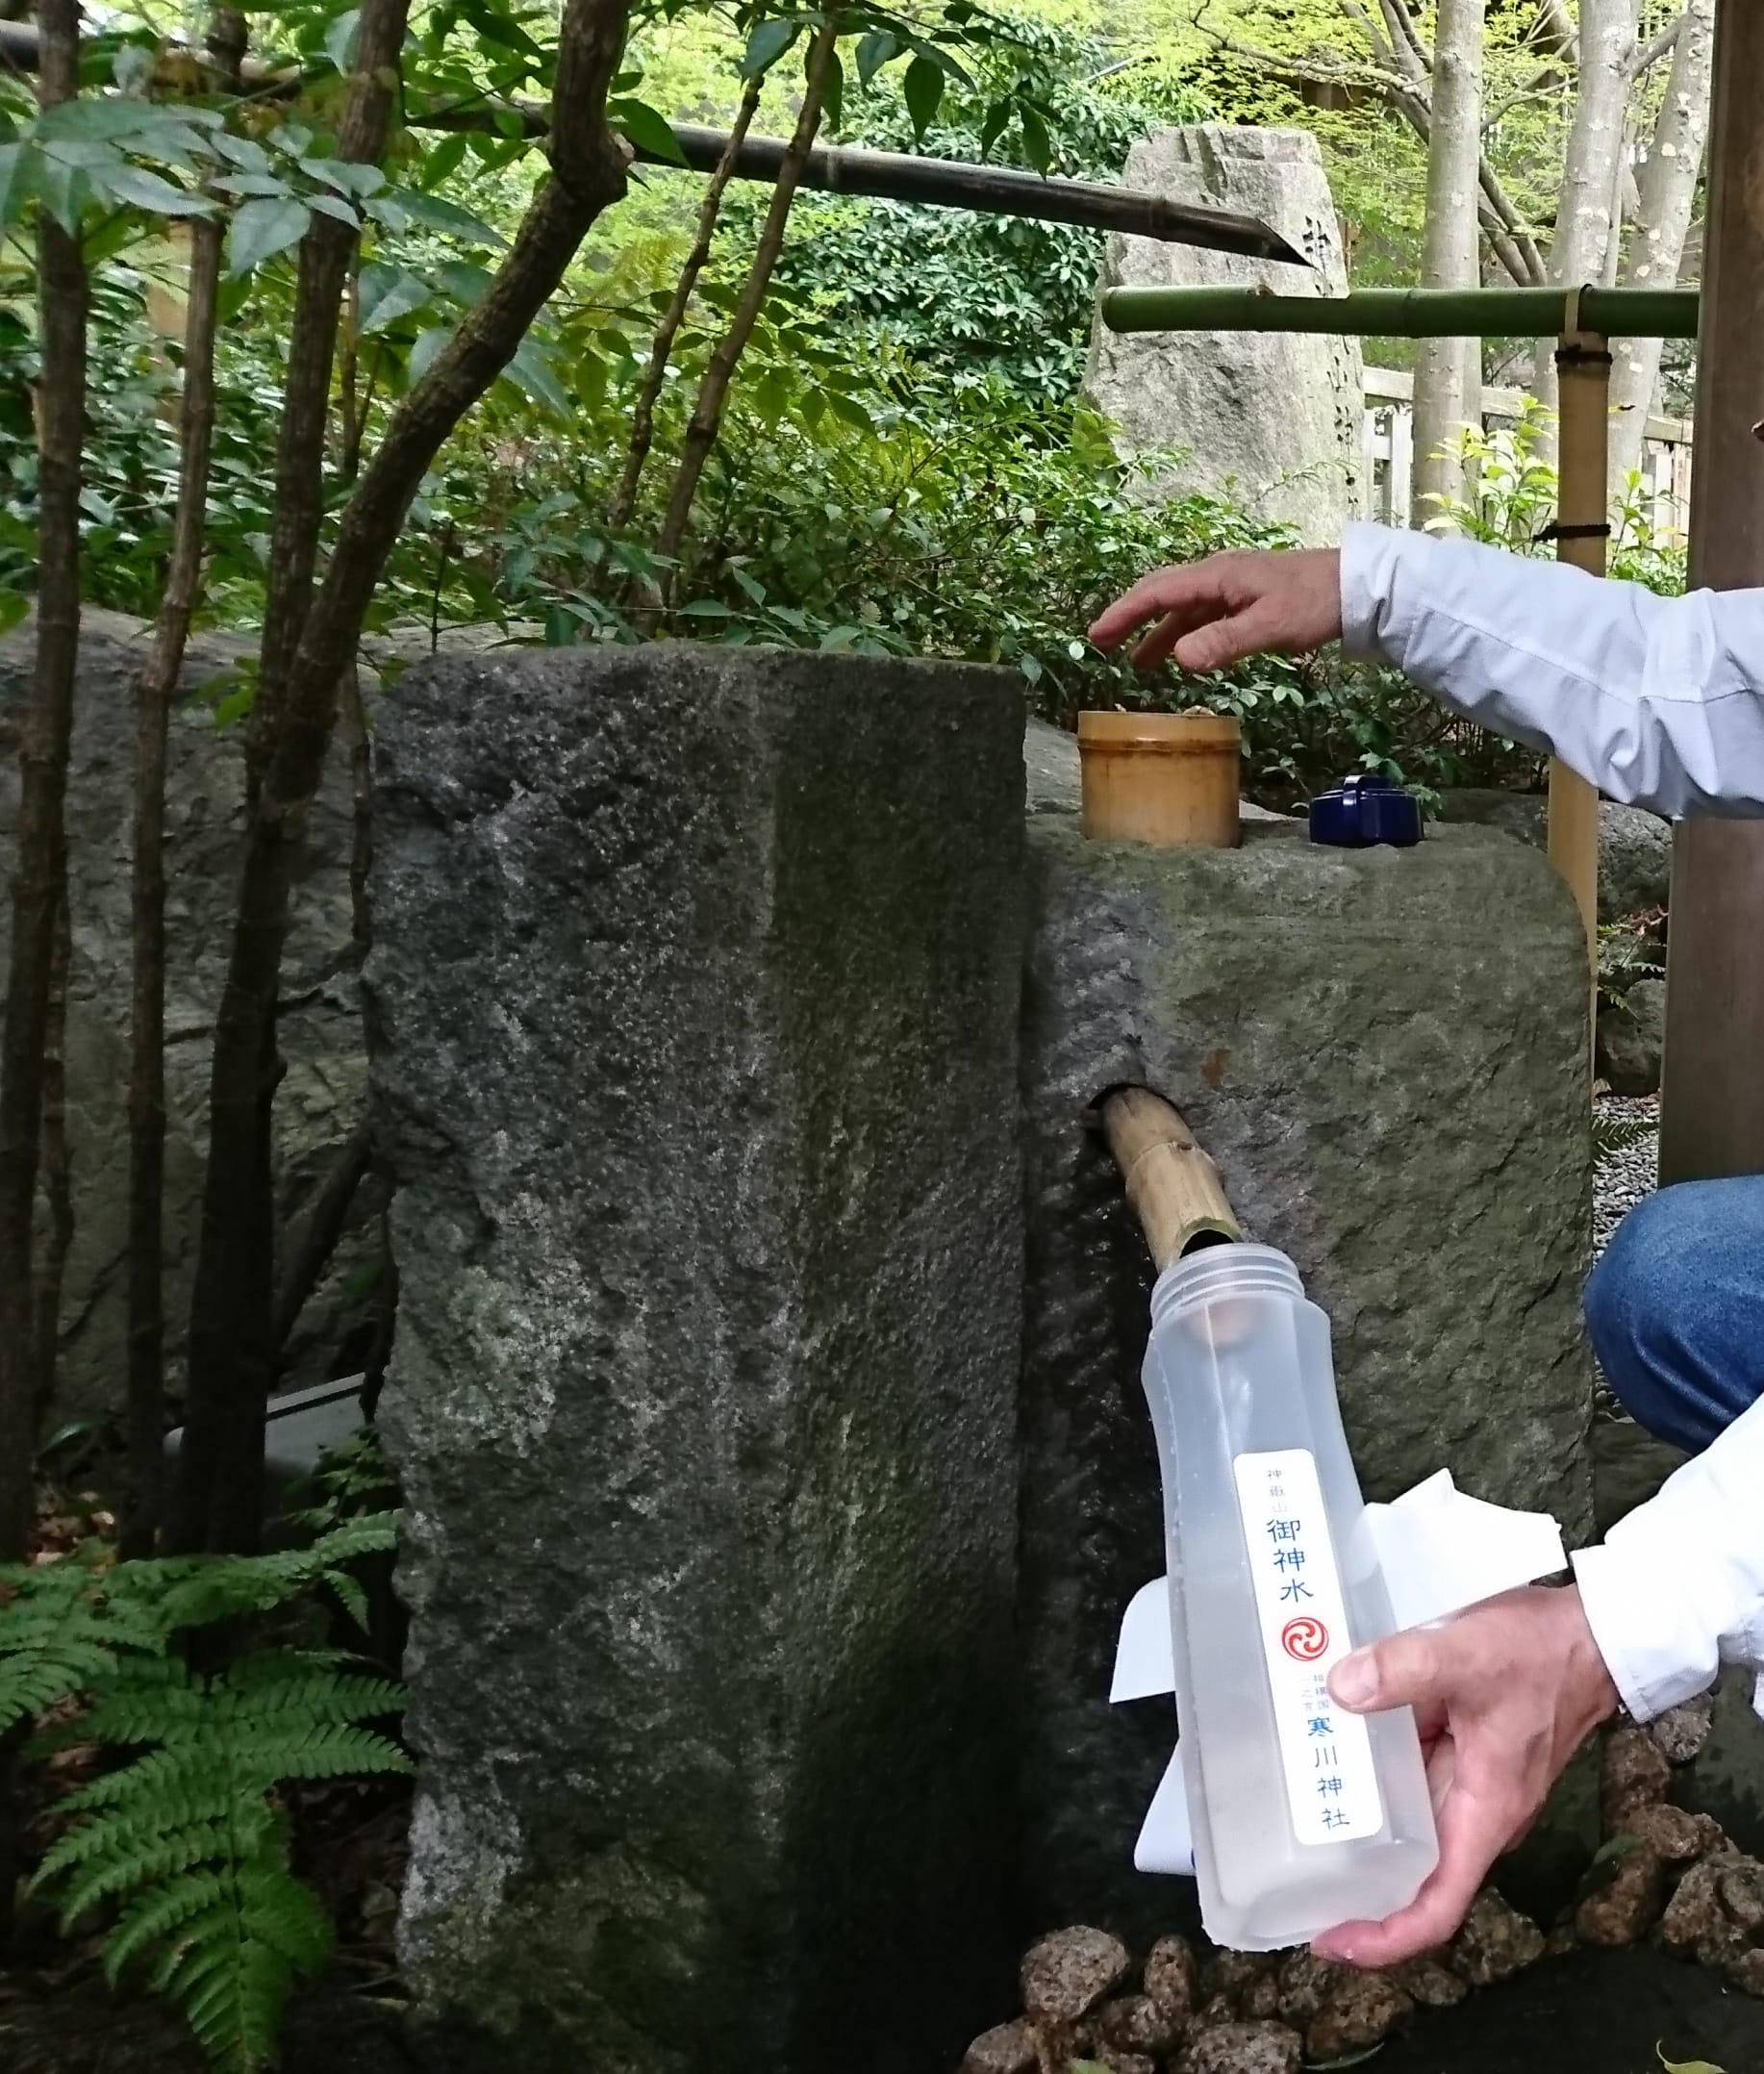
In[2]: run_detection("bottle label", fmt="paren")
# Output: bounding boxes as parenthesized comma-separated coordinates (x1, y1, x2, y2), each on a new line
(1233, 1449, 1385, 1847)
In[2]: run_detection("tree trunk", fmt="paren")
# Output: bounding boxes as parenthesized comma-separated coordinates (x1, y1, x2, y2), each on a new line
(174, 0, 411, 1556)
(1532, 0, 1639, 427)
(652, 18, 841, 582)
(31, 887, 70, 1429)
(1411, 0, 1486, 526)
(0, 0, 86, 1562)
(175, 0, 634, 1555)
(123, 9, 241, 1560)
(607, 70, 765, 532)
(1610, 0, 1714, 486)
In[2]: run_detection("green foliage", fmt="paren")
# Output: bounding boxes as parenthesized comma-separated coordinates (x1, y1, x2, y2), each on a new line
(1423, 401, 1690, 598)
(282, 1428, 400, 1535)
(747, 15, 1213, 400)
(0, 1517, 408, 2073)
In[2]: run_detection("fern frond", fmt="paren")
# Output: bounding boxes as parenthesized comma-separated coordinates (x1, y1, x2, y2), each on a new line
(106, 1870, 239, 1984)
(0, 1641, 122, 1733)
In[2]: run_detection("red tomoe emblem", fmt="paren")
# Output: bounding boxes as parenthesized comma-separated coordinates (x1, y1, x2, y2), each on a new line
(1281, 1616, 1329, 1662)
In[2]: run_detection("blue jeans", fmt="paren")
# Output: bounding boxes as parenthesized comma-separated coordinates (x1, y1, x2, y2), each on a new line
(1587, 1178, 1764, 1455)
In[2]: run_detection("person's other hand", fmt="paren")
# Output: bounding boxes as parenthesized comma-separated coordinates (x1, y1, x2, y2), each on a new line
(1312, 1584, 1620, 1970)
(1088, 548, 1343, 674)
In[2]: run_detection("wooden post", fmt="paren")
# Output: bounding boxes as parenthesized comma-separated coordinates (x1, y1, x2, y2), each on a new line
(1659, 0, 1764, 1184)
(1098, 1086, 1242, 1272)
(1548, 291, 1609, 989)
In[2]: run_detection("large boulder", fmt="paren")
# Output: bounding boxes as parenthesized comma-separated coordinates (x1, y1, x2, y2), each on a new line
(1017, 809, 1595, 1935)
(370, 644, 1026, 2074)
(0, 611, 365, 1419)
(1433, 788, 1673, 923)
(1083, 126, 1362, 546)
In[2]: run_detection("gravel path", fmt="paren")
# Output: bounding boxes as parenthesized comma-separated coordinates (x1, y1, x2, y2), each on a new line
(1594, 1092, 1659, 1258)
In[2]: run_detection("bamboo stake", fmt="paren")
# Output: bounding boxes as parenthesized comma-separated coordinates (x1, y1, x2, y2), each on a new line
(1550, 290, 1609, 1040)
(1099, 1086, 1242, 1273)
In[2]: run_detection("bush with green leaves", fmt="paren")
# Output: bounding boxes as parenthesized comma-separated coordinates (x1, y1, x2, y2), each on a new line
(736, 15, 1213, 400)
(0, 1515, 409, 2073)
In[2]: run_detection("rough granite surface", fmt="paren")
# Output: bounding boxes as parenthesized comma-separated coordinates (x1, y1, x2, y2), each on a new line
(369, 644, 1026, 2074)
(1017, 810, 1596, 1935)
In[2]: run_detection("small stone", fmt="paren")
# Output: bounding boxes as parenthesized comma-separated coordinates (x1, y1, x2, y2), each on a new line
(958, 2018, 1036, 2074)
(1625, 1802, 1714, 1863)
(1098, 1993, 1178, 2057)
(1544, 1923, 1579, 1959)
(1274, 1949, 1348, 2027)
(1602, 1725, 1673, 1832)
(1175, 2019, 1304, 2074)
(1649, 1695, 1716, 1765)
(1202, 1951, 1275, 2008)
(1718, 1858, 1764, 1935)
(1304, 1974, 1413, 2061)
(1240, 1972, 1282, 2022)
(1697, 1922, 1753, 1972)
(1658, 1859, 1726, 1956)
(1144, 1935, 1200, 2032)
(1089, 2054, 1157, 2074)
(1726, 1948, 1764, 1999)
(1020, 1927, 1132, 2023)
(1575, 1842, 1668, 1946)
(1196, 1994, 1239, 2030)
(1388, 1955, 1469, 2009)
(1448, 1890, 1546, 1985)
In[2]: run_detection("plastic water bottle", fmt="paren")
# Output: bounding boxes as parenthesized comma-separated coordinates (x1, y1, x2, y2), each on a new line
(1143, 1242, 1439, 1951)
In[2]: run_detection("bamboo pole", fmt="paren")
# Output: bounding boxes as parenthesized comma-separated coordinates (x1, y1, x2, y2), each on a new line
(1098, 1087, 1242, 1272)
(1549, 292, 1608, 997)
(1101, 284, 1701, 340)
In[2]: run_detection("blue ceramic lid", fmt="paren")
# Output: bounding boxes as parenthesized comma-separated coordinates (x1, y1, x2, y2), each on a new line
(1308, 772, 1422, 848)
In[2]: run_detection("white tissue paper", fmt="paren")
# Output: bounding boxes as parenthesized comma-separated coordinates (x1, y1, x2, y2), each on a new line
(1111, 1469, 1567, 1876)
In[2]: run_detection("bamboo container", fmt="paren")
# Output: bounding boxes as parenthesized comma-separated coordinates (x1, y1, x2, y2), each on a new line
(1076, 710, 1242, 849)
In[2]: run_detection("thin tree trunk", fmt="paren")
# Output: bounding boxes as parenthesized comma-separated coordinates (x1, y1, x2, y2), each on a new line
(123, 7, 241, 1560)
(1610, 0, 1714, 485)
(0, 0, 86, 1562)
(176, 0, 633, 1555)
(652, 18, 840, 582)
(31, 887, 70, 1429)
(1532, 0, 1639, 428)
(174, 0, 410, 1556)
(1412, 0, 1486, 526)
(272, 1115, 371, 1352)
(608, 70, 765, 532)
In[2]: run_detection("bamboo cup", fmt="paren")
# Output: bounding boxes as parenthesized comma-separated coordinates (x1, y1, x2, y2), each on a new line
(1076, 710, 1241, 848)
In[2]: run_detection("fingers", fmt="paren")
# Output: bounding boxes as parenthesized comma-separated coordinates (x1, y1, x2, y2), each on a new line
(1088, 564, 1233, 651)
(1312, 1775, 1505, 1969)
(1331, 1628, 1454, 1716)
(1170, 593, 1298, 675)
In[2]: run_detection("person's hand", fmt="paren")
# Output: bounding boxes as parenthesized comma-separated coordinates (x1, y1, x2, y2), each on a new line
(1088, 548, 1343, 674)
(1312, 1584, 1620, 1969)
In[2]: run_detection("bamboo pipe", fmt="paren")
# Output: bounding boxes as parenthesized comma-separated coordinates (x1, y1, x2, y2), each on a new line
(1549, 293, 1608, 989)
(0, 24, 1303, 265)
(1098, 1086, 1242, 1273)
(1100, 284, 1701, 340)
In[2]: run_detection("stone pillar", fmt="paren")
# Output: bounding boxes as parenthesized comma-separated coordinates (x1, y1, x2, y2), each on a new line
(1017, 797, 1596, 1938)
(1084, 125, 1364, 546)
(369, 645, 1025, 2073)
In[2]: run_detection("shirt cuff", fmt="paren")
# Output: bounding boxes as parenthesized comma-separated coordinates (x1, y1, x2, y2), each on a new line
(1571, 1537, 1720, 1723)
(1338, 520, 1425, 664)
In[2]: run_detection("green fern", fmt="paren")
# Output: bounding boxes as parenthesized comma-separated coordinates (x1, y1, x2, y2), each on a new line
(0, 1515, 408, 2073)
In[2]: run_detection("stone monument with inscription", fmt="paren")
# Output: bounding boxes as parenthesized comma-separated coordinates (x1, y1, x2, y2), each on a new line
(1084, 126, 1363, 547)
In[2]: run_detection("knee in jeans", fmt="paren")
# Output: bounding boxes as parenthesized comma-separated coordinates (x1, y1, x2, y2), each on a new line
(1585, 1184, 1703, 1381)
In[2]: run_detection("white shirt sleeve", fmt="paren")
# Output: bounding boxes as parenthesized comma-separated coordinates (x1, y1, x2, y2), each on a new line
(1340, 520, 1764, 1721)
(1338, 520, 1764, 820)
(1572, 1396, 1764, 1724)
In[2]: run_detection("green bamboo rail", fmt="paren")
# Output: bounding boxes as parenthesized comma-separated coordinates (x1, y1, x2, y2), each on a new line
(1101, 285, 1701, 340)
